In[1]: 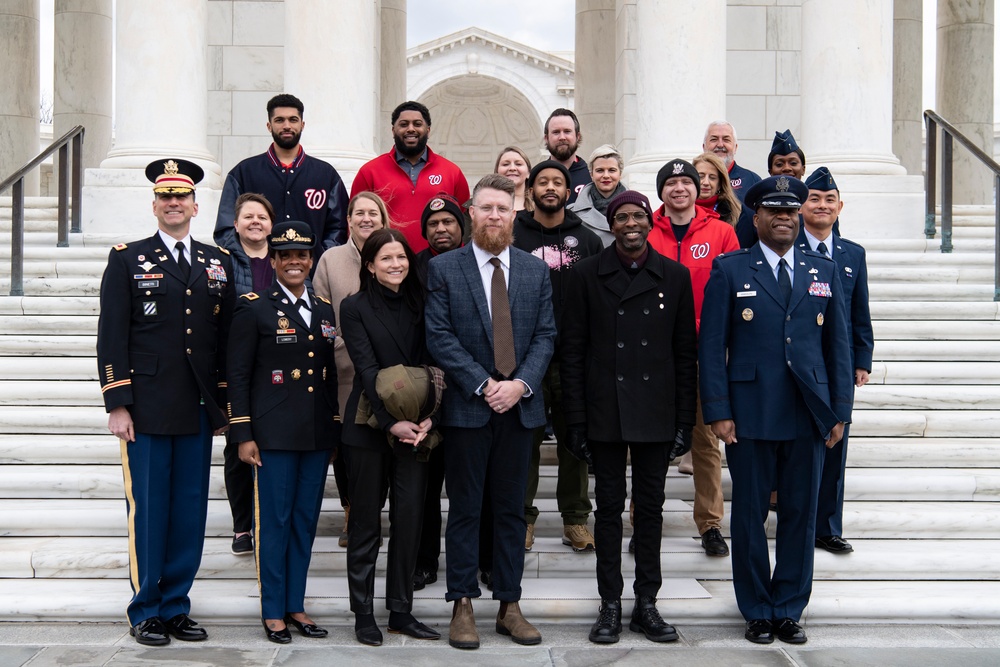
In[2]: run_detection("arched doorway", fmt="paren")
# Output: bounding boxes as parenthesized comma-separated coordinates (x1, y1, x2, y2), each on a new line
(418, 75, 543, 187)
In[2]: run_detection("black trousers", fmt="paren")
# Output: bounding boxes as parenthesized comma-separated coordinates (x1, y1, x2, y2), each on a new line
(345, 441, 428, 614)
(443, 410, 532, 602)
(223, 437, 254, 534)
(589, 440, 670, 601)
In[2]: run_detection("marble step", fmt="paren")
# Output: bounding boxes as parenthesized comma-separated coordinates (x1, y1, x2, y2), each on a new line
(0, 357, 96, 381)
(4, 433, 999, 468)
(0, 278, 99, 296)
(868, 282, 994, 301)
(0, 315, 98, 334)
(2, 536, 996, 583)
(0, 246, 109, 260)
(3, 406, 1000, 438)
(868, 267, 995, 283)
(0, 498, 996, 539)
(0, 261, 106, 280)
(1, 464, 997, 503)
(0, 335, 97, 357)
(869, 301, 1000, 320)
(872, 320, 1000, 340)
(871, 361, 1000, 384)
(0, 296, 99, 316)
(2, 577, 999, 623)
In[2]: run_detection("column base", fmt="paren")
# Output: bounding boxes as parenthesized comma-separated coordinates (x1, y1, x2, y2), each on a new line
(307, 149, 377, 193)
(831, 174, 924, 240)
(622, 153, 697, 201)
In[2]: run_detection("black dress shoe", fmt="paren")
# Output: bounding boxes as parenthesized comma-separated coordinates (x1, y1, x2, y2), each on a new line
(262, 619, 291, 644)
(774, 617, 807, 644)
(480, 569, 493, 591)
(130, 617, 170, 646)
(163, 613, 207, 641)
(231, 533, 253, 555)
(388, 619, 441, 640)
(744, 619, 773, 644)
(816, 535, 854, 554)
(628, 596, 678, 642)
(285, 615, 328, 638)
(355, 624, 383, 646)
(412, 568, 438, 591)
(700, 528, 730, 557)
(588, 599, 622, 644)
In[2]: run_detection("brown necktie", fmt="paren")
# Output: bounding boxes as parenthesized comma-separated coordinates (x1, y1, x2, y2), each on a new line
(489, 258, 516, 378)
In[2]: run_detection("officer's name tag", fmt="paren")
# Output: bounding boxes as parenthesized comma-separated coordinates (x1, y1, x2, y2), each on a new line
(276, 335, 297, 344)
(138, 280, 159, 289)
(736, 290, 757, 298)
(808, 282, 832, 298)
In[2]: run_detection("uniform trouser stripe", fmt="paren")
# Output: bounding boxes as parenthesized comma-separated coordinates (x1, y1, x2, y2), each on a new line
(120, 439, 140, 620)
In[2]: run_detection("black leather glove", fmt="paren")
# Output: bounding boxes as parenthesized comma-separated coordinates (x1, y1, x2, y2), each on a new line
(565, 426, 592, 466)
(668, 425, 693, 462)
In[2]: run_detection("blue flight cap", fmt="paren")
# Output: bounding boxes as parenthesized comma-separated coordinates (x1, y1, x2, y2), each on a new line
(770, 129, 800, 155)
(805, 166, 838, 192)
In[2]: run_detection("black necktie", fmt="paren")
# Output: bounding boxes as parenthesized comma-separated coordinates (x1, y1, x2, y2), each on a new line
(817, 241, 829, 257)
(489, 258, 516, 378)
(777, 258, 792, 306)
(295, 298, 311, 312)
(175, 241, 190, 281)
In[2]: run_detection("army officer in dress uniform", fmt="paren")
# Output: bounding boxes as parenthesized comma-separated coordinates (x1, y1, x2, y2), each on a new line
(699, 175, 854, 646)
(227, 220, 340, 644)
(97, 158, 234, 646)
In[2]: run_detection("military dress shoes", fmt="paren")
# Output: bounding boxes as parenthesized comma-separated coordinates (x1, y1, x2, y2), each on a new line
(524, 524, 535, 551)
(412, 568, 438, 591)
(388, 618, 441, 640)
(262, 619, 292, 645)
(744, 619, 774, 644)
(816, 535, 854, 554)
(629, 596, 678, 642)
(588, 599, 622, 644)
(163, 613, 207, 641)
(700, 527, 730, 557)
(562, 524, 596, 552)
(774, 617, 807, 644)
(231, 533, 253, 555)
(449, 597, 479, 649)
(285, 615, 328, 638)
(496, 601, 541, 645)
(130, 617, 170, 646)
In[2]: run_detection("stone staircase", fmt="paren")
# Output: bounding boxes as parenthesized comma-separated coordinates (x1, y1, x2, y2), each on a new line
(1, 197, 999, 624)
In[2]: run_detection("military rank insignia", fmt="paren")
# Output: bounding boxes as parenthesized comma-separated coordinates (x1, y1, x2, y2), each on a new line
(808, 282, 832, 298)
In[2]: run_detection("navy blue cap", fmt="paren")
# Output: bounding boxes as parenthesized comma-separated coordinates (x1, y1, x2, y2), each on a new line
(744, 175, 809, 211)
(805, 166, 838, 192)
(656, 159, 700, 200)
(268, 220, 316, 250)
(770, 129, 800, 155)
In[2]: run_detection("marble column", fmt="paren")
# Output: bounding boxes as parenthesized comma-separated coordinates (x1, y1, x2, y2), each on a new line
(575, 0, 616, 150)
(100, 0, 217, 176)
(937, 0, 994, 205)
(54, 0, 113, 170)
(379, 0, 407, 154)
(622, 0, 726, 194)
(285, 0, 377, 189)
(892, 0, 922, 175)
(0, 0, 40, 195)
(801, 0, 905, 175)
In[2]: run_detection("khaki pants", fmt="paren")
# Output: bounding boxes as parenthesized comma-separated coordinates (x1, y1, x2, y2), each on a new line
(691, 382, 724, 535)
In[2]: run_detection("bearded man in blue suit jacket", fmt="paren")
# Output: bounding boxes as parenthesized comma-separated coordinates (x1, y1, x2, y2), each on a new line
(699, 176, 853, 646)
(425, 174, 556, 650)
(797, 167, 874, 555)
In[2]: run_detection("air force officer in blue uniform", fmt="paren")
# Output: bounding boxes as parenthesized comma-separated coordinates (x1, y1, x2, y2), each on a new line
(699, 176, 853, 645)
(797, 167, 873, 555)
(97, 159, 234, 646)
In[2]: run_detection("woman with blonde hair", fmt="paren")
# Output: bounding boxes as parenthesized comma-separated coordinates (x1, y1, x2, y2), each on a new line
(569, 144, 626, 246)
(494, 146, 533, 211)
(692, 152, 745, 227)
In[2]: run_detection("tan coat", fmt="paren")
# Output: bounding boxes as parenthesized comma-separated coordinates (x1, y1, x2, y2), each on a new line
(313, 240, 362, 415)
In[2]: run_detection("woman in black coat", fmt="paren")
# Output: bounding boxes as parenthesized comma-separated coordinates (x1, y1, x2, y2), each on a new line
(339, 228, 439, 645)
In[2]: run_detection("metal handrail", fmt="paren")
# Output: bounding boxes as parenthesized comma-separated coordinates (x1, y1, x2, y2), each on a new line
(0, 125, 85, 296)
(923, 110, 1000, 301)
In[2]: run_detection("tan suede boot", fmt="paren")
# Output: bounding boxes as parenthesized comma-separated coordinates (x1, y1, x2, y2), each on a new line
(495, 601, 541, 645)
(449, 597, 479, 649)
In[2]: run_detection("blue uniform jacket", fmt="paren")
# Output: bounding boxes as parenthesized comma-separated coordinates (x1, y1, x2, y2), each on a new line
(699, 244, 854, 440)
(425, 244, 556, 430)
(796, 229, 874, 373)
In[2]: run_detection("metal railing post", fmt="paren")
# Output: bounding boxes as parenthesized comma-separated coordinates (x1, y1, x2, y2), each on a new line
(925, 116, 937, 239)
(995, 174, 1000, 302)
(941, 133, 954, 254)
(57, 144, 70, 247)
(10, 179, 25, 296)
(71, 131, 83, 234)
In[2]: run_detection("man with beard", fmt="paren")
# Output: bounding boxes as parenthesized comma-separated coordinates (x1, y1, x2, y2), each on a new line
(214, 94, 349, 272)
(544, 108, 591, 204)
(703, 121, 761, 202)
(425, 174, 556, 650)
(513, 160, 603, 553)
(561, 190, 697, 644)
(352, 101, 471, 253)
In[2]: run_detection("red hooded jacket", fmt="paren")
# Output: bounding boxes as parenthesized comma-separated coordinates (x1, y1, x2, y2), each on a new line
(648, 205, 740, 331)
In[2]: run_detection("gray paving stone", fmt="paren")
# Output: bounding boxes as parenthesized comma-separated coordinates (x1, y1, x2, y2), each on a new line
(273, 646, 553, 666)
(945, 625, 1000, 648)
(21, 646, 120, 667)
(786, 647, 1000, 667)
(106, 646, 276, 666)
(0, 647, 40, 667)
(0, 622, 126, 645)
(553, 647, 795, 666)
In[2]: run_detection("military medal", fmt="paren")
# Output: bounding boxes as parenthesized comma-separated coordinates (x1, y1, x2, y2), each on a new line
(817, 313, 824, 326)
(213, 304, 220, 315)
(321, 320, 335, 338)
(278, 317, 290, 330)
(291, 369, 301, 380)
(742, 308, 753, 321)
